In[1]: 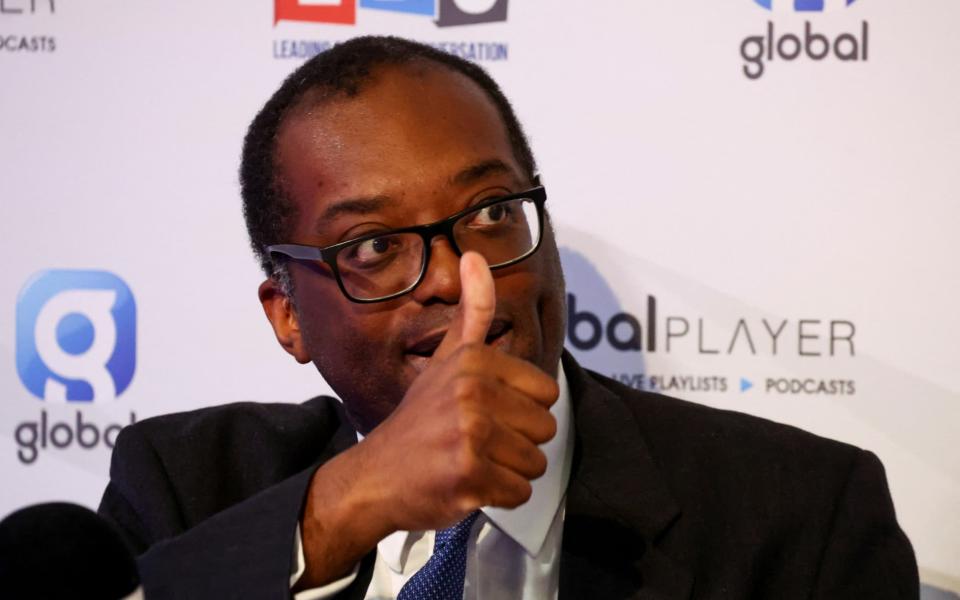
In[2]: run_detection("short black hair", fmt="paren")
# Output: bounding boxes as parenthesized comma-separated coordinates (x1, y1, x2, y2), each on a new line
(240, 35, 537, 277)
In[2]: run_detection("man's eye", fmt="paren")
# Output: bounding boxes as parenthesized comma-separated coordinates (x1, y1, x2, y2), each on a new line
(469, 203, 512, 227)
(347, 236, 398, 265)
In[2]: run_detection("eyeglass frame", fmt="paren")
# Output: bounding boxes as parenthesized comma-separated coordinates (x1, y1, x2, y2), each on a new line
(265, 185, 548, 304)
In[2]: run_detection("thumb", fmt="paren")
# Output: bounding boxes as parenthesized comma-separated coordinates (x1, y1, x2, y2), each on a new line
(433, 251, 496, 360)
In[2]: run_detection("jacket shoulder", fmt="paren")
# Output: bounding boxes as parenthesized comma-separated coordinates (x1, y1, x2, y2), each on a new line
(105, 396, 347, 530)
(128, 396, 344, 451)
(566, 360, 917, 597)
(585, 368, 870, 518)
(589, 368, 862, 467)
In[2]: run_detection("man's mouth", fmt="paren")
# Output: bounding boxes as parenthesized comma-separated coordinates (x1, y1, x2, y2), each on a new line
(405, 319, 513, 360)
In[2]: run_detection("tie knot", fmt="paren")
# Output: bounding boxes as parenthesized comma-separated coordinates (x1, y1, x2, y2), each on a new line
(435, 511, 481, 550)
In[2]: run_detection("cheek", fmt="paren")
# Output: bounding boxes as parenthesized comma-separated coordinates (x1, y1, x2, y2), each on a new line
(291, 279, 366, 363)
(494, 267, 551, 345)
(293, 279, 405, 376)
(530, 243, 567, 369)
(525, 243, 564, 310)
(298, 301, 387, 366)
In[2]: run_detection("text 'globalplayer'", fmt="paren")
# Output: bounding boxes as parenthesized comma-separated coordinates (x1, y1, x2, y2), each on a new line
(566, 293, 856, 357)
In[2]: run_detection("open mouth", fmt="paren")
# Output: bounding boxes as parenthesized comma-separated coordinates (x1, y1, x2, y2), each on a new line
(405, 319, 513, 359)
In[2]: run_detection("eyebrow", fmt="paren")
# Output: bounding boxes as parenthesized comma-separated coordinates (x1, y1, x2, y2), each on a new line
(449, 159, 514, 187)
(316, 195, 392, 232)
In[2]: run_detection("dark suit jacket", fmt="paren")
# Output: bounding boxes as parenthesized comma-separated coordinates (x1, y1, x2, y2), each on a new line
(98, 353, 918, 599)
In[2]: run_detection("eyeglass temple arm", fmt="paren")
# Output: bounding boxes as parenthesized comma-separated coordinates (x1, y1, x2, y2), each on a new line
(265, 244, 326, 261)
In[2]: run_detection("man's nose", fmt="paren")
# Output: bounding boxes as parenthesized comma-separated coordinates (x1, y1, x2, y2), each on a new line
(411, 235, 462, 305)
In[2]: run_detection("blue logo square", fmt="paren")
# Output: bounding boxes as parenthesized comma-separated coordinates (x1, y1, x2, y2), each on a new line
(16, 270, 137, 402)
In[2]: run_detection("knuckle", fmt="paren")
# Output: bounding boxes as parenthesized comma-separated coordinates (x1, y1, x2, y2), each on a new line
(528, 447, 548, 478)
(453, 446, 482, 480)
(442, 481, 477, 516)
(508, 481, 533, 507)
(540, 376, 560, 401)
(451, 375, 482, 404)
(547, 382, 560, 403)
(459, 412, 493, 445)
(456, 494, 481, 515)
(533, 411, 557, 443)
(545, 412, 558, 438)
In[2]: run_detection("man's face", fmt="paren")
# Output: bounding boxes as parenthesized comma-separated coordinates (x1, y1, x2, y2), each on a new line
(269, 62, 565, 433)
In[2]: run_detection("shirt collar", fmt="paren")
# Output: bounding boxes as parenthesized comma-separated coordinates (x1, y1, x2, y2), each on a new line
(367, 360, 574, 572)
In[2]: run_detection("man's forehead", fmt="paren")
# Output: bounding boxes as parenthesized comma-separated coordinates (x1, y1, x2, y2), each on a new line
(283, 60, 496, 136)
(274, 62, 523, 224)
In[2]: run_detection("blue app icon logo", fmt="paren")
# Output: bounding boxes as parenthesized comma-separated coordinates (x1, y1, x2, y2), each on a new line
(754, 0, 857, 10)
(16, 270, 137, 402)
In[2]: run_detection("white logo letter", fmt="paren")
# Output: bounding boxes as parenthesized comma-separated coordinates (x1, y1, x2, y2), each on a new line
(34, 289, 118, 402)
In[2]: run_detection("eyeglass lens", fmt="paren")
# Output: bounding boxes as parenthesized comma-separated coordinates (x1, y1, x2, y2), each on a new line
(336, 197, 541, 301)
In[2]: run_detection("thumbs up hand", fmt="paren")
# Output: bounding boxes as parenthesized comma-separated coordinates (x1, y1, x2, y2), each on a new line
(372, 251, 558, 527)
(296, 252, 558, 588)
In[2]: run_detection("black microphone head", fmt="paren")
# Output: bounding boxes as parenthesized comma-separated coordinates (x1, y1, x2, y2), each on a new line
(0, 502, 140, 599)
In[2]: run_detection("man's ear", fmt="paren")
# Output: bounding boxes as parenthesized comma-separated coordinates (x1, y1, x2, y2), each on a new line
(259, 278, 311, 364)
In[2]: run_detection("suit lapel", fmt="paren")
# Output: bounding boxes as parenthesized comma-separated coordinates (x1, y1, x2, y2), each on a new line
(559, 353, 692, 600)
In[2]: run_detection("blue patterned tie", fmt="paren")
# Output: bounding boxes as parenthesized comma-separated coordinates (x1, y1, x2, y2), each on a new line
(397, 511, 481, 600)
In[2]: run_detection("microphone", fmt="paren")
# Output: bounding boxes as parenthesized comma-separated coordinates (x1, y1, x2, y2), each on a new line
(0, 502, 141, 599)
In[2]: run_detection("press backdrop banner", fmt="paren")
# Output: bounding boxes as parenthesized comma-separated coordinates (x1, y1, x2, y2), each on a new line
(1, 0, 957, 595)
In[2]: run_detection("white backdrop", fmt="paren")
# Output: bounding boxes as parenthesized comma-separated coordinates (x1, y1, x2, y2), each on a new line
(1, 0, 957, 594)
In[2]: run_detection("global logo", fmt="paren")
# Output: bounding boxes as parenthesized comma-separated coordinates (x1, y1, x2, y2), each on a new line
(275, 0, 507, 27)
(741, 0, 868, 79)
(15, 270, 137, 402)
(753, 0, 857, 11)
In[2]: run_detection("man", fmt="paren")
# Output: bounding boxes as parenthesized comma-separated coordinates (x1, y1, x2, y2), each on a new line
(99, 36, 918, 599)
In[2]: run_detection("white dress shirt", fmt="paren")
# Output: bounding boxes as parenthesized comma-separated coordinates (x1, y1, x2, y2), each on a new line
(291, 362, 574, 600)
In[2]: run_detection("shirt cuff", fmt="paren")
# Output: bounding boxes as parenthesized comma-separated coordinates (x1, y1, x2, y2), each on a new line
(291, 523, 361, 600)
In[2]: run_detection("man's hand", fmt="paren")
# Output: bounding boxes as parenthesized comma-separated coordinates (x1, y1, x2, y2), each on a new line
(296, 252, 559, 589)
(368, 251, 559, 529)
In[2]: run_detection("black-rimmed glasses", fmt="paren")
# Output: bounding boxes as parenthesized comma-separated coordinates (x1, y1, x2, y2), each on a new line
(266, 186, 547, 303)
